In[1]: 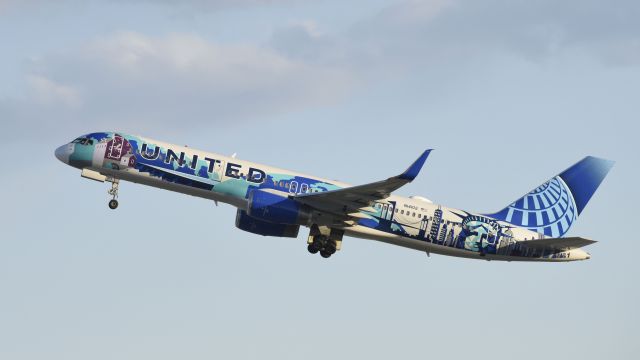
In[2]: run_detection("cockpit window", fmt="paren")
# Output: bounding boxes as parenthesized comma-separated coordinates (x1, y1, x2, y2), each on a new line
(71, 137, 94, 145)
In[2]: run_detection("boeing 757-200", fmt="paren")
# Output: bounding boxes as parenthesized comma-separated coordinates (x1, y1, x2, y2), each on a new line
(55, 132, 613, 261)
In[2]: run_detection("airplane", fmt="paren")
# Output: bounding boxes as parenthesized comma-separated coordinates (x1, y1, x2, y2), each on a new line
(55, 132, 614, 262)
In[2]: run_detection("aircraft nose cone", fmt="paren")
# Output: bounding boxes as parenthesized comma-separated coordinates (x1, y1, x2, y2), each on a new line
(55, 144, 70, 164)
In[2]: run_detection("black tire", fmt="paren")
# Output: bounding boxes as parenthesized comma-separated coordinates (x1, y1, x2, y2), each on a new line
(320, 250, 332, 258)
(108, 199, 119, 209)
(325, 244, 337, 255)
(307, 244, 319, 254)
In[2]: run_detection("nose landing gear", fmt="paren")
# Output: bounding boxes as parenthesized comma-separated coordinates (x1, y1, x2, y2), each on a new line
(108, 199, 119, 209)
(107, 178, 119, 209)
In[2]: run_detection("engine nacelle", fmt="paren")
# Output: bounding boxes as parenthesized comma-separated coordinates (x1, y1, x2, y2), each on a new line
(247, 189, 310, 225)
(235, 210, 299, 238)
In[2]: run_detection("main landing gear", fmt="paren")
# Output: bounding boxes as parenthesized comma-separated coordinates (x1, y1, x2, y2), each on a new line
(307, 225, 344, 259)
(307, 236, 336, 258)
(107, 178, 120, 210)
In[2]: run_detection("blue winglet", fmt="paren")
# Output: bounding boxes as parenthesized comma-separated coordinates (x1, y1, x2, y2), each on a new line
(398, 149, 433, 181)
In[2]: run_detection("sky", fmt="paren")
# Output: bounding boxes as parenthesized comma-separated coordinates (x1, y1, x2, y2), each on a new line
(0, 1, 638, 359)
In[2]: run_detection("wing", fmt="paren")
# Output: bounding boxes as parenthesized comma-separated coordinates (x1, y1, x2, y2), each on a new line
(519, 236, 597, 251)
(292, 150, 433, 222)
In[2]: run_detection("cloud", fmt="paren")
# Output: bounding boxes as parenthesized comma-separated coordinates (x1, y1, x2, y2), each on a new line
(271, 21, 347, 64)
(4, 0, 640, 144)
(3, 32, 355, 142)
(26, 75, 82, 108)
(0, 0, 296, 13)
(273, 0, 640, 70)
(115, 0, 295, 9)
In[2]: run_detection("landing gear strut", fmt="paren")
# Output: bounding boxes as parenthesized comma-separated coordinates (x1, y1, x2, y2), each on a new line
(307, 226, 344, 259)
(107, 179, 119, 210)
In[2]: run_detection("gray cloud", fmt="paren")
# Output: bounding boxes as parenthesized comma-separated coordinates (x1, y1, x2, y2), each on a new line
(273, 0, 640, 69)
(0, 0, 296, 13)
(115, 0, 294, 8)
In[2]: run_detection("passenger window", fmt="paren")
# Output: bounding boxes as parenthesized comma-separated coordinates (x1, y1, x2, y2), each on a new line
(300, 183, 309, 193)
(290, 181, 298, 193)
(401, 210, 404, 214)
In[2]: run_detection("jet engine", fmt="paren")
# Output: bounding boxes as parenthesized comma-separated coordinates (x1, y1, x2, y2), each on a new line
(235, 210, 299, 238)
(246, 189, 310, 225)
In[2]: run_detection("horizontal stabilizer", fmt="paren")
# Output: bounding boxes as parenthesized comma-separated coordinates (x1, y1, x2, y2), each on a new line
(519, 236, 596, 251)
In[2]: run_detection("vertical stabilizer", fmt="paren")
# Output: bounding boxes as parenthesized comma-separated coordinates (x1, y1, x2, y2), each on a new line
(486, 156, 614, 237)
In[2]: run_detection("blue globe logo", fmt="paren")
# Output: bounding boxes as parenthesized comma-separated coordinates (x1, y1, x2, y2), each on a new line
(503, 176, 577, 237)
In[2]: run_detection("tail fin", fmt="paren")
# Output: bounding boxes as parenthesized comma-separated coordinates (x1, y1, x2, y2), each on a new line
(486, 156, 614, 237)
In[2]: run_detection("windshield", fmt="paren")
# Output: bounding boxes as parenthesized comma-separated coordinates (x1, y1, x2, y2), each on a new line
(71, 137, 94, 145)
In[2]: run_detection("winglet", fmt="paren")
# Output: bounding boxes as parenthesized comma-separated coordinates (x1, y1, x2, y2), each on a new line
(398, 149, 433, 181)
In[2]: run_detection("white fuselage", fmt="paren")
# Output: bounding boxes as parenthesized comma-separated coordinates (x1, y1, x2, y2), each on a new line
(56, 132, 592, 262)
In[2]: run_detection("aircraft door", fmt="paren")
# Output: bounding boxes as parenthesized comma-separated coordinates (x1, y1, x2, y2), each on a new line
(379, 203, 395, 221)
(384, 203, 394, 220)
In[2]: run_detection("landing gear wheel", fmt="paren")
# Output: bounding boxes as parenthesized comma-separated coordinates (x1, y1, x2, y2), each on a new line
(320, 250, 332, 258)
(325, 243, 337, 255)
(108, 199, 119, 210)
(307, 243, 320, 254)
(306, 226, 344, 258)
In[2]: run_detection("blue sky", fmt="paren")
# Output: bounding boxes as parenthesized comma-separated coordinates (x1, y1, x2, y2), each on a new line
(0, 1, 638, 359)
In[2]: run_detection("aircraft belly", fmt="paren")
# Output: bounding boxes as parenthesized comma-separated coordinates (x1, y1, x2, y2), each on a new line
(344, 226, 582, 262)
(93, 167, 246, 208)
